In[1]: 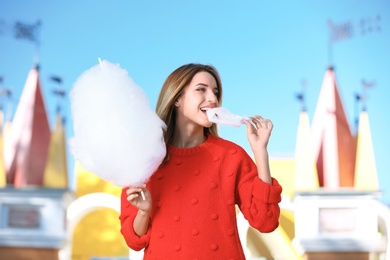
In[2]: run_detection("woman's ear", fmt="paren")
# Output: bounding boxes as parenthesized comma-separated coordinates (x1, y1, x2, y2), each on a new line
(174, 91, 183, 107)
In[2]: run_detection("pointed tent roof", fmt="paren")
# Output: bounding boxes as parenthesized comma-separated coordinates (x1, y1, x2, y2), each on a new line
(43, 114, 69, 188)
(1, 119, 12, 185)
(0, 110, 6, 187)
(294, 111, 319, 192)
(3, 64, 51, 187)
(311, 67, 356, 188)
(354, 111, 378, 190)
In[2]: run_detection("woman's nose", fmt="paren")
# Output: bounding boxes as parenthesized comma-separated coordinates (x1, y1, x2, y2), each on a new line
(207, 91, 217, 103)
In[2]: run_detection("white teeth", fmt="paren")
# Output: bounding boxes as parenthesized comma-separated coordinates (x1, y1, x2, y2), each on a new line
(201, 108, 210, 111)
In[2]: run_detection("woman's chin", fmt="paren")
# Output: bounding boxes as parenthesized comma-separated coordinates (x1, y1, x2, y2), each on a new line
(204, 122, 213, 128)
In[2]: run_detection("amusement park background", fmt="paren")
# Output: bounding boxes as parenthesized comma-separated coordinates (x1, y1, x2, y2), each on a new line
(0, 1, 390, 259)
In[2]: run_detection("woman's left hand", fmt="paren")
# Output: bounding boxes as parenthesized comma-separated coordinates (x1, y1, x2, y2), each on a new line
(244, 115, 273, 151)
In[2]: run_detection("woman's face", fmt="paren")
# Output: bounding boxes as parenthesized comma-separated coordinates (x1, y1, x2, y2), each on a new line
(175, 71, 219, 129)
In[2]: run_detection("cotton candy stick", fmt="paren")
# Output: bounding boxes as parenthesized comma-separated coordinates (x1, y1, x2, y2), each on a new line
(140, 190, 146, 200)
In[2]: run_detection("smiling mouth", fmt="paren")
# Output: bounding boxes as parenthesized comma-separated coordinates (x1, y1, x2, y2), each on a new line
(201, 108, 213, 119)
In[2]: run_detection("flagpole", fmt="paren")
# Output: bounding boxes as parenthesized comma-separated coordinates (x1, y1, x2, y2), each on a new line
(33, 20, 41, 66)
(327, 20, 333, 68)
(328, 38, 333, 68)
(354, 92, 361, 135)
(354, 79, 375, 134)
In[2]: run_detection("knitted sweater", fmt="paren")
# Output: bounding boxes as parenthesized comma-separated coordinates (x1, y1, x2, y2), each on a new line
(120, 134, 282, 260)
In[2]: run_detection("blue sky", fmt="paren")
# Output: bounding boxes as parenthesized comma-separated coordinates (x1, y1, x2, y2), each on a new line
(1, 1, 389, 204)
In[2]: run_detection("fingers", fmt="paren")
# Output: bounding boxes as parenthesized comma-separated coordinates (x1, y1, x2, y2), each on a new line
(127, 192, 140, 202)
(251, 116, 273, 130)
(126, 184, 146, 202)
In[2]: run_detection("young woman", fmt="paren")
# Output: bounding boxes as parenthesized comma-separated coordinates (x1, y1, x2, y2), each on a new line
(119, 63, 282, 259)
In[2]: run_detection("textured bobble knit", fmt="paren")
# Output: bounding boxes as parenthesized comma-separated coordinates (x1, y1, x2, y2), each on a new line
(120, 134, 282, 260)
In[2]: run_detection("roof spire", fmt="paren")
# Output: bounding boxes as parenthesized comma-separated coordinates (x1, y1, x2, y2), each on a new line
(3, 65, 51, 187)
(354, 111, 378, 190)
(311, 68, 356, 188)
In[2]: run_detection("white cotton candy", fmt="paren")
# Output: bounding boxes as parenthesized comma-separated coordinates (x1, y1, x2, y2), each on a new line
(69, 60, 166, 187)
(206, 107, 250, 127)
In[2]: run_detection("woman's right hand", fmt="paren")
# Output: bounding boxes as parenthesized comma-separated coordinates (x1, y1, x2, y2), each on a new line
(126, 184, 152, 213)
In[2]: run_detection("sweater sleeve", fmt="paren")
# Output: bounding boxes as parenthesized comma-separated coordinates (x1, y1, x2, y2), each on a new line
(236, 155, 282, 233)
(119, 188, 150, 251)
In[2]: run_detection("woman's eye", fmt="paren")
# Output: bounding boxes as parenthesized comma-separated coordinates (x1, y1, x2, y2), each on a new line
(197, 87, 206, 92)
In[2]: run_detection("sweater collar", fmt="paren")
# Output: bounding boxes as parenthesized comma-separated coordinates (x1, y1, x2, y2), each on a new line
(169, 134, 218, 156)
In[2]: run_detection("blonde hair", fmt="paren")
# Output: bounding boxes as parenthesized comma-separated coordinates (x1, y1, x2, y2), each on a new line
(156, 63, 223, 158)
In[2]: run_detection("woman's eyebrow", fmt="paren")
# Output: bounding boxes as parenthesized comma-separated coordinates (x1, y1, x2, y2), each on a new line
(194, 83, 208, 87)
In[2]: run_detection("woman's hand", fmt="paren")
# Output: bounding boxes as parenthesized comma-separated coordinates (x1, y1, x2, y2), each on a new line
(244, 115, 273, 152)
(244, 115, 273, 184)
(126, 184, 152, 213)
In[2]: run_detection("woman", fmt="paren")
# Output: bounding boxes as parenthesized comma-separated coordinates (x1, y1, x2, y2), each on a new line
(119, 63, 282, 259)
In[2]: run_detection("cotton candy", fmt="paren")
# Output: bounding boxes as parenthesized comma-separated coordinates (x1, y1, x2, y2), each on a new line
(206, 107, 250, 127)
(69, 60, 166, 187)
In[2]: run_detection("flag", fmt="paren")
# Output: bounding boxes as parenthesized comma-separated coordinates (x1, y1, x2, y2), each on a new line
(327, 19, 353, 43)
(50, 75, 63, 84)
(360, 15, 381, 35)
(361, 79, 375, 89)
(14, 20, 41, 43)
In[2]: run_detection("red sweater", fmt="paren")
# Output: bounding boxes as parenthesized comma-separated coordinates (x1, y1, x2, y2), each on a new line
(120, 135, 282, 260)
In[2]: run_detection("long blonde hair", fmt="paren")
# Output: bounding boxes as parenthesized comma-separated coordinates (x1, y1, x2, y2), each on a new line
(156, 63, 223, 158)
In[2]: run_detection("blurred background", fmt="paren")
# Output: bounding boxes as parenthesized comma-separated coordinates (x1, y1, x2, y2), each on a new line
(0, 1, 389, 260)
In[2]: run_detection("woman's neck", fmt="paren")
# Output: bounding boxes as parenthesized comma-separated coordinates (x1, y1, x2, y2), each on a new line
(171, 126, 206, 148)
